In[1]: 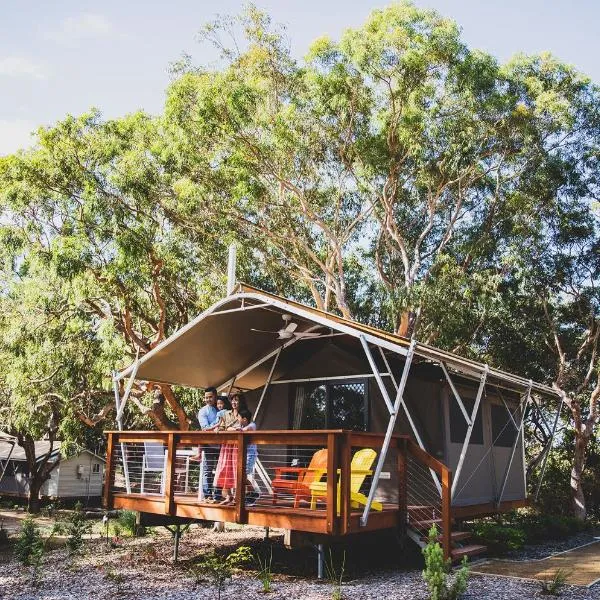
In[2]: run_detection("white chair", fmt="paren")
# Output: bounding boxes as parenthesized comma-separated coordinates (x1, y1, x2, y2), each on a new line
(141, 442, 167, 494)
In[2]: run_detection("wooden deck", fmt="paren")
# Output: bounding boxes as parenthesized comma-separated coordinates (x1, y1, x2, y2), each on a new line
(103, 430, 453, 557)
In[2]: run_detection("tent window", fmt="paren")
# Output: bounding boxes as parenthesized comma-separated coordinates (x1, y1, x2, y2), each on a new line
(293, 380, 368, 431)
(449, 397, 483, 444)
(92, 463, 101, 474)
(491, 404, 518, 447)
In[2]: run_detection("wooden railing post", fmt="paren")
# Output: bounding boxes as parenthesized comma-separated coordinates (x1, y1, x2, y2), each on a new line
(164, 433, 177, 515)
(340, 432, 352, 534)
(326, 433, 340, 534)
(103, 432, 115, 509)
(235, 433, 248, 524)
(397, 437, 407, 535)
(441, 467, 452, 560)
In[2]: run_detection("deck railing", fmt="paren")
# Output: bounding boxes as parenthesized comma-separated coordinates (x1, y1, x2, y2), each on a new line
(104, 430, 452, 556)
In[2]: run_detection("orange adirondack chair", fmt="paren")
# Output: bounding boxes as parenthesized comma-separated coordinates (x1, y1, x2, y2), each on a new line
(271, 448, 328, 508)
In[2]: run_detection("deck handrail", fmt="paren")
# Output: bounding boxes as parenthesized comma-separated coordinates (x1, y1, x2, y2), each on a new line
(103, 430, 448, 550)
(405, 438, 453, 559)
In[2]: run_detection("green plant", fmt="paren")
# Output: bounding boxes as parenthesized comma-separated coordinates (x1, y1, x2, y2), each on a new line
(15, 518, 44, 566)
(325, 549, 345, 600)
(256, 547, 273, 593)
(65, 502, 92, 555)
(422, 525, 469, 600)
(190, 545, 252, 600)
(470, 521, 526, 554)
(117, 510, 137, 536)
(111, 522, 122, 538)
(540, 568, 571, 596)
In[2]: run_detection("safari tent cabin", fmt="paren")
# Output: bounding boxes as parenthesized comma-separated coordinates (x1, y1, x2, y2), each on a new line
(105, 285, 559, 560)
(0, 440, 105, 502)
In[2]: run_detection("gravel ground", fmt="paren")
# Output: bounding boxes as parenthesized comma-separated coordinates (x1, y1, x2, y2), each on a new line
(504, 531, 600, 560)
(0, 525, 598, 600)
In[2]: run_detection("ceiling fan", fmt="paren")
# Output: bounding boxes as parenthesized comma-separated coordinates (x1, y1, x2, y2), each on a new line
(251, 314, 323, 340)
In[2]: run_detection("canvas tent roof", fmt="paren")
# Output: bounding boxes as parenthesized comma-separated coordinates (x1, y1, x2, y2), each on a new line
(116, 284, 558, 398)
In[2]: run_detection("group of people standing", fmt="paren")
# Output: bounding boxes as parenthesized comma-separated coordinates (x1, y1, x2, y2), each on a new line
(196, 386, 258, 505)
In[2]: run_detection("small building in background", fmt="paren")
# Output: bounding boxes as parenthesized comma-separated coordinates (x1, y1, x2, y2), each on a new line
(0, 440, 105, 505)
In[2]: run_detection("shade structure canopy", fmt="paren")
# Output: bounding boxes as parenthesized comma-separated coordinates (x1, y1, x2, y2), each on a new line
(115, 285, 558, 399)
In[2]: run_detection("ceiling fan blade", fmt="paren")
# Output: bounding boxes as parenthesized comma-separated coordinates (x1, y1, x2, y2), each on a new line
(294, 332, 322, 339)
(283, 322, 298, 334)
(250, 328, 277, 334)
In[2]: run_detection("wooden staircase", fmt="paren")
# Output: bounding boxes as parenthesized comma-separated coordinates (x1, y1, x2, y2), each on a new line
(406, 504, 487, 562)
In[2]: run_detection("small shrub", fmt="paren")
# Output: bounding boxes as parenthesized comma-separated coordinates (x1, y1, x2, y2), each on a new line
(65, 502, 92, 555)
(15, 518, 44, 566)
(540, 568, 570, 595)
(111, 522, 122, 538)
(190, 545, 252, 600)
(470, 521, 526, 554)
(256, 547, 273, 593)
(117, 510, 137, 536)
(422, 525, 469, 600)
(325, 549, 345, 600)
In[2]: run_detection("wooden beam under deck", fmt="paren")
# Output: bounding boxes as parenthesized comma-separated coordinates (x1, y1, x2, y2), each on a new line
(111, 493, 400, 536)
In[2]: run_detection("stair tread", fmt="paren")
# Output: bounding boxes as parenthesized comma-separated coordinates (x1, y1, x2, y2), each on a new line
(410, 518, 442, 529)
(420, 531, 472, 543)
(451, 544, 487, 560)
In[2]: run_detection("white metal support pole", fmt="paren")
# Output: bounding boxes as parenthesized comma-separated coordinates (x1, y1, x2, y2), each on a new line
(253, 346, 282, 422)
(451, 364, 488, 499)
(116, 358, 140, 425)
(226, 244, 237, 296)
(379, 347, 398, 388)
(497, 384, 531, 505)
(535, 392, 565, 502)
(360, 340, 416, 527)
(217, 324, 322, 392)
(440, 362, 471, 426)
(113, 373, 132, 494)
(360, 335, 394, 415)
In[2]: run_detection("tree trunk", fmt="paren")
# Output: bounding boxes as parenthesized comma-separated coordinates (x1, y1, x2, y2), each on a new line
(571, 434, 588, 520)
(27, 478, 44, 514)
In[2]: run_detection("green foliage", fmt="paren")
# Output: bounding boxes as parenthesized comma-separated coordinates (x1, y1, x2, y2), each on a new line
(470, 510, 591, 554)
(422, 525, 469, 600)
(256, 547, 273, 593)
(190, 545, 252, 600)
(15, 517, 44, 566)
(117, 510, 138, 537)
(540, 568, 571, 596)
(65, 502, 92, 555)
(325, 549, 345, 600)
(469, 522, 526, 554)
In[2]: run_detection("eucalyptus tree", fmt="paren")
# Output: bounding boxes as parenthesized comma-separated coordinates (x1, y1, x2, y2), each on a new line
(0, 261, 121, 511)
(0, 111, 229, 432)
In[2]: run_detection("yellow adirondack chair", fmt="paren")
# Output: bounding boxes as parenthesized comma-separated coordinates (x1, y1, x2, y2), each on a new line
(309, 448, 383, 512)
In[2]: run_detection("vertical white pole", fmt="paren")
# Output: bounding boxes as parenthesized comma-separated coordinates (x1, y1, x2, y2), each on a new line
(113, 373, 131, 494)
(227, 243, 237, 296)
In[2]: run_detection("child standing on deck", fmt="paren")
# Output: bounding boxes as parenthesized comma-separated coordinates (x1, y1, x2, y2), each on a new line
(238, 409, 260, 505)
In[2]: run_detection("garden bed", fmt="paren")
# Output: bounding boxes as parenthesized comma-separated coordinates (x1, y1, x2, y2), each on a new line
(1, 521, 599, 599)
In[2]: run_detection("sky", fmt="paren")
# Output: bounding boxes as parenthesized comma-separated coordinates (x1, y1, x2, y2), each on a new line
(1, 0, 598, 156)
